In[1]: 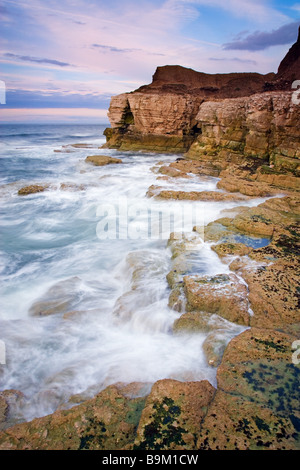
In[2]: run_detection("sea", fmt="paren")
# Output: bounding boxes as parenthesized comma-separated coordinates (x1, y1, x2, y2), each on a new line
(0, 123, 268, 424)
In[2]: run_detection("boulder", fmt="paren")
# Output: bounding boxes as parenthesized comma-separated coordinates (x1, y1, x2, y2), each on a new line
(0, 385, 146, 450)
(28, 277, 83, 317)
(85, 155, 122, 166)
(18, 184, 49, 196)
(183, 273, 251, 326)
(133, 379, 215, 450)
(197, 328, 300, 450)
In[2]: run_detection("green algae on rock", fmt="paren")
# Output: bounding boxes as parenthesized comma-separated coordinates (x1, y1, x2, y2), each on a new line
(133, 379, 215, 450)
(197, 328, 300, 450)
(0, 385, 146, 451)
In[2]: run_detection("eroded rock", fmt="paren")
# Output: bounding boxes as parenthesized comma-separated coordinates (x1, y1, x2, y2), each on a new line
(183, 274, 250, 326)
(197, 328, 300, 450)
(134, 379, 215, 450)
(18, 184, 49, 196)
(0, 385, 146, 450)
(85, 155, 122, 166)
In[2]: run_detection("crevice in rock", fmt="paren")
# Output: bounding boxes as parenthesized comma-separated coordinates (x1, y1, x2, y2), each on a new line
(121, 101, 135, 129)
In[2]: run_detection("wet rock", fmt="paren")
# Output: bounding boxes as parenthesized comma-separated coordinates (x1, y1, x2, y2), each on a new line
(114, 382, 152, 399)
(60, 183, 86, 191)
(203, 196, 299, 330)
(243, 261, 300, 329)
(157, 165, 188, 178)
(18, 184, 49, 196)
(28, 277, 83, 317)
(0, 385, 146, 450)
(173, 311, 246, 367)
(71, 143, 94, 148)
(198, 389, 299, 450)
(104, 129, 194, 154)
(147, 187, 248, 201)
(202, 331, 229, 368)
(198, 328, 300, 450)
(174, 311, 239, 334)
(217, 174, 277, 197)
(166, 232, 204, 310)
(173, 311, 221, 334)
(54, 149, 75, 153)
(183, 273, 250, 326)
(168, 286, 185, 312)
(133, 379, 215, 450)
(0, 390, 24, 431)
(211, 242, 252, 258)
(85, 155, 122, 166)
(256, 167, 300, 190)
(113, 250, 169, 323)
(203, 221, 233, 243)
(0, 396, 7, 425)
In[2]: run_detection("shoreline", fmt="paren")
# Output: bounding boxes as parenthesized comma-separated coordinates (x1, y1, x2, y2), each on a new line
(0, 142, 299, 450)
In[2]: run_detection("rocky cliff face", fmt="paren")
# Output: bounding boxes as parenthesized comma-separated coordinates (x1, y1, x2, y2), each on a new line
(187, 91, 300, 173)
(104, 29, 300, 157)
(274, 26, 300, 86)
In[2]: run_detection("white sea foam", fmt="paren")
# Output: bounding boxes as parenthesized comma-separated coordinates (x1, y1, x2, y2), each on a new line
(0, 124, 269, 422)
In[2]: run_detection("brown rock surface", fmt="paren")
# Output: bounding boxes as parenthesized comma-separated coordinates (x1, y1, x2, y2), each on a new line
(85, 155, 122, 166)
(142, 65, 274, 97)
(0, 390, 24, 431)
(198, 328, 300, 450)
(1, 31, 299, 452)
(211, 242, 252, 258)
(187, 91, 300, 178)
(204, 195, 300, 330)
(147, 186, 249, 201)
(183, 273, 250, 326)
(18, 184, 49, 196)
(104, 30, 300, 157)
(0, 385, 146, 450)
(133, 379, 215, 450)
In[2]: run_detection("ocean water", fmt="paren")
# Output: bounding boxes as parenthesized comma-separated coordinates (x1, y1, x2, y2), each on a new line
(0, 123, 267, 423)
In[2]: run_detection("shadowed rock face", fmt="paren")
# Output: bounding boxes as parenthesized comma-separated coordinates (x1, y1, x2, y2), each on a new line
(277, 26, 300, 84)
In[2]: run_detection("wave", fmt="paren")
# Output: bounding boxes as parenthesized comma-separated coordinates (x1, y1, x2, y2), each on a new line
(0, 132, 52, 138)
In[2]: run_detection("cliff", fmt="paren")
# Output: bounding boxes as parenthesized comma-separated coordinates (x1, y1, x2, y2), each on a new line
(187, 91, 300, 173)
(104, 28, 300, 158)
(274, 25, 300, 86)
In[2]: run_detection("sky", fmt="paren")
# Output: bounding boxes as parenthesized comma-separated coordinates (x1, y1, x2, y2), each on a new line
(0, 0, 299, 123)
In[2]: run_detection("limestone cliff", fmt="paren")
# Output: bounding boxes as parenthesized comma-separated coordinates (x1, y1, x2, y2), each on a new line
(187, 91, 300, 173)
(104, 29, 300, 157)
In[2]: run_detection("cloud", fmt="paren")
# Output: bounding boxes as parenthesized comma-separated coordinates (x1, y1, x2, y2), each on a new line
(223, 21, 300, 51)
(5, 88, 112, 109)
(92, 44, 166, 57)
(209, 57, 257, 65)
(4, 52, 74, 67)
(92, 44, 134, 54)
